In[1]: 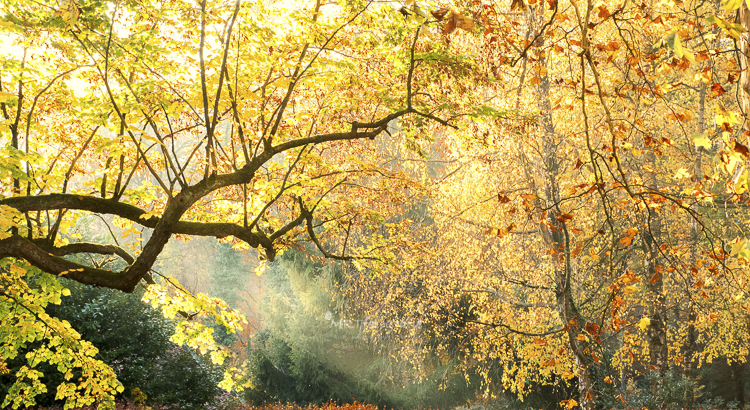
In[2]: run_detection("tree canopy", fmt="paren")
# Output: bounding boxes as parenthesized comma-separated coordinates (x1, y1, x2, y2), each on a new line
(1, 0, 462, 406)
(3, 0, 750, 408)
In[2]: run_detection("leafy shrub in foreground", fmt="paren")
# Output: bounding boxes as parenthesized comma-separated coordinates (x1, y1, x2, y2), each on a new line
(1, 280, 223, 409)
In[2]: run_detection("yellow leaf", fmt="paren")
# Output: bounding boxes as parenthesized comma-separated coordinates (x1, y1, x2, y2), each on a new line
(673, 35, 684, 59)
(140, 133, 166, 147)
(255, 260, 267, 276)
(722, 0, 744, 11)
(139, 212, 156, 220)
(535, 66, 548, 77)
(734, 171, 749, 195)
(691, 133, 711, 149)
(673, 167, 690, 180)
(636, 317, 651, 331)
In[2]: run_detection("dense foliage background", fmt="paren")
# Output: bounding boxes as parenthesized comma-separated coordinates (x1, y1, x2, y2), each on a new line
(5, 0, 750, 408)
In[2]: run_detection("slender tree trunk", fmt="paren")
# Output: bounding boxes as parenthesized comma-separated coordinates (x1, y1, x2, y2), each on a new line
(740, 2, 750, 125)
(534, 48, 598, 410)
(684, 82, 706, 410)
(642, 145, 668, 403)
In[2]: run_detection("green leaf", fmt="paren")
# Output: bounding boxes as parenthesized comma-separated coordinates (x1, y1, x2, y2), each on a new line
(0, 91, 17, 103)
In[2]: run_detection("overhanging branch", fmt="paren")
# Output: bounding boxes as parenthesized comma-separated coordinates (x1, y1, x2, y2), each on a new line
(0, 235, 134, 291)
(0, 194, 276, 261)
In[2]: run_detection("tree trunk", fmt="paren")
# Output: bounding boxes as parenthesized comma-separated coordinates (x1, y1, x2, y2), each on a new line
(641, 147, 668, 404)
(740, 2, 750, 124)
(535, 48, 598, 410)
(684, 82, 706, 410)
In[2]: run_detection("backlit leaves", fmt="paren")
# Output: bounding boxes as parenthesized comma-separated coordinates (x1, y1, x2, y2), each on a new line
(0, 262, 122, 410)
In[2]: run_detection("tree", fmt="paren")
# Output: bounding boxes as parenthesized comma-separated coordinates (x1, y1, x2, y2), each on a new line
(0, 0, 462, 407)
(342, 0, 750, 408)
(6, 0, 750, 408)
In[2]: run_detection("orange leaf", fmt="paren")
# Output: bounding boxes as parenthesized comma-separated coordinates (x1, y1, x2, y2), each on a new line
(556, 212, 574, 222)
(620, 236, 632, 247)
(649, 272, 660, 283)
(735, 141, 750, 159)
(711, 83, 726, 97)
(443, 11, 457, 35)
(430, 7, 450, 20)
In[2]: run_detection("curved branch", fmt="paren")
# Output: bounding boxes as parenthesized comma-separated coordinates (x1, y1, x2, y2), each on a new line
(0, 235, 133, 291)
(53, 242, 134, 264)
(301, 202, 354, 261)
(0, 194, 276, 261)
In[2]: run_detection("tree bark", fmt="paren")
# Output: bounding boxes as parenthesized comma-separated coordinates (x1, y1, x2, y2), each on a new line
(685, 82, 706, 410)
(740, 2, 750, 126)
(534, 46, 598, 410)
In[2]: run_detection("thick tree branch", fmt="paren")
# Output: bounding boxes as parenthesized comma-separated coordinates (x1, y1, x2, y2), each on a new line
(0, 194, 275, 261)
(52, 242, 135, 264)
(0, 235, 134, 291)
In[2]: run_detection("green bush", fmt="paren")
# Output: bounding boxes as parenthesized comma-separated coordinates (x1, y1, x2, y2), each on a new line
(0, 279, 223, 409)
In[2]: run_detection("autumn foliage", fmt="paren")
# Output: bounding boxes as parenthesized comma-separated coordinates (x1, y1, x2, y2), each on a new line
(234, 402, 381, 410)
(4, 0, 750, 408)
